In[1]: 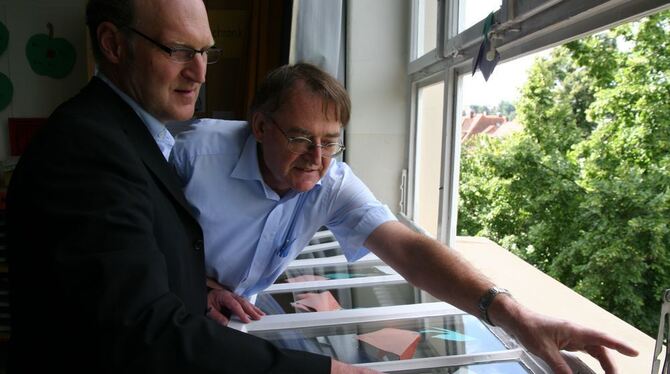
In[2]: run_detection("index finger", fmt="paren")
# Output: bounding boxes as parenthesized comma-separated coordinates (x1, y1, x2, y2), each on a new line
(580, 330, 639, 357)
(227, 300, 252, 323)
(238, 298, 264, 320)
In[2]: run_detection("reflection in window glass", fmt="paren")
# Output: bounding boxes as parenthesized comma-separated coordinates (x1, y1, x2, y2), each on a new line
(277, 264, 392, 283)
(251, 314, 507, 364)
(415, 81, 444, 237)
(458, 0, 502, 33)
(415, 0, 438, 58)
(296, 246, 341, 259)
(258, 282, 416, 314)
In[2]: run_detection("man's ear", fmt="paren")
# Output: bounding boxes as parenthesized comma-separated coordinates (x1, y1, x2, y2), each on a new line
(97, 21, 126, 64)
(251, 112, 267, 143)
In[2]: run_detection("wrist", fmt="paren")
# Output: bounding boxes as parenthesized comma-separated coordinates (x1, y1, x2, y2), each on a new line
(206, 277, 232, 292)
(478, 286, 513, 326)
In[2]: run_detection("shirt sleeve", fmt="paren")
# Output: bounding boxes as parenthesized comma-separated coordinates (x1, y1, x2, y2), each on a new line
(325, 162, 397, 261)
(169, 135, 193, 187)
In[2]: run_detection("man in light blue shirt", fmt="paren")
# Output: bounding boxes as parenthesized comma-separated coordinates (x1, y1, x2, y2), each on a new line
(170, 64, 396, 307)
(170, 118, 393, 299)
(170, 63, 639, 373)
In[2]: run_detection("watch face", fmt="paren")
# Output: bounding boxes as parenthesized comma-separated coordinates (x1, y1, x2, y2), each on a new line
(478, 287, 512, 326)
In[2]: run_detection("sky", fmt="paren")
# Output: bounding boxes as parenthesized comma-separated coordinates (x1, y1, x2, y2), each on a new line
(460, 0, 552, 108)
(462, 51, 550, 108)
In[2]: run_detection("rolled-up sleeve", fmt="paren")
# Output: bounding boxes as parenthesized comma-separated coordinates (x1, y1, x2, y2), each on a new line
(325, 163, 397, 261)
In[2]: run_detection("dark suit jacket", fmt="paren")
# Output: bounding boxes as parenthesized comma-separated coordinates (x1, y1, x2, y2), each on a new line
(7, 78, 330, 373)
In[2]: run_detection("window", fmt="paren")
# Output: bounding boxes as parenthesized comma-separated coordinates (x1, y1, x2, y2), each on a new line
(231, 301, 560, 373)
(405, 1, 670, 367)
(407, 0, 670, 245)
(413, 79, 444, 238)
(458, 0, 502, 33)
(412, 0, 439, 59)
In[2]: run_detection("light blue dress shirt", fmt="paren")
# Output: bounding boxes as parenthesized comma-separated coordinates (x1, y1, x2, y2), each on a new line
(170, 119, 397, 297)
(96, 73, 175, 160)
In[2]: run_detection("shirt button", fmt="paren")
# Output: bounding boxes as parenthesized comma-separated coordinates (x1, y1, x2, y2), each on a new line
(193, 239, 204, 252)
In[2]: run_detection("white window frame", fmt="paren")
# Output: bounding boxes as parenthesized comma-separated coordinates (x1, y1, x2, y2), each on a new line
(409, 0, 445, 72)
(229, 302, 561, 373)
(405, 0, 670, 246)
(300, 241, 342, 255)
(285, 253, 382, 271)
(264, 273, 407, 294)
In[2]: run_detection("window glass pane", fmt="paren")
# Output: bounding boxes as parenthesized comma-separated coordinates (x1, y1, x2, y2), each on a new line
(251, 314, 508, 363)
(415, 0, 438, 58)
(415, 81, 444, 237)
(258, 282, 416, 314)
(458, 0, 502, 33)
(278, 264, 394, 283)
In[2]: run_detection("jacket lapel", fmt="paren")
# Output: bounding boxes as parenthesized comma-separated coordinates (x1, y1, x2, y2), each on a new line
(86, 78, 197, 222)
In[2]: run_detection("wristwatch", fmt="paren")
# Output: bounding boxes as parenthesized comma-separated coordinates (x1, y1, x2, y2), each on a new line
(478, 286, 512, 326)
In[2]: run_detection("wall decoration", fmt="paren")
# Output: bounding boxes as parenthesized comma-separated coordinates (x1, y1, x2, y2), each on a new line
(0, 72, 13, 111)
(26, 23, 76, 79)
(0, 21, 8, 56)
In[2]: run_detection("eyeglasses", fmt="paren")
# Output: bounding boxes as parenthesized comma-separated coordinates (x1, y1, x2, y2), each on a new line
(267, 116, 345, 158)
(127, 27, 222, 64)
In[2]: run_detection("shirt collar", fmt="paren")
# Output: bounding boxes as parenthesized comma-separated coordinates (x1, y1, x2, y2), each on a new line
(232, 133, 323, 200)
(231, 133, 263, 181)
(96, 73, 174, 159)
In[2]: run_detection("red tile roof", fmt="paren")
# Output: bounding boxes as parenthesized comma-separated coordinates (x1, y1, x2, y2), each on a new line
(461, 113, 522, 142)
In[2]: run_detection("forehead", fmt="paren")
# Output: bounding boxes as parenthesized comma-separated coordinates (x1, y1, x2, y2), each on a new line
(276, 83, 342, 135)
(136, 0, 213, 45)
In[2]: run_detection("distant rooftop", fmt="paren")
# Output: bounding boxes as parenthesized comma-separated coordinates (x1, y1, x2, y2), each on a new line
(461, 112, 523, 143)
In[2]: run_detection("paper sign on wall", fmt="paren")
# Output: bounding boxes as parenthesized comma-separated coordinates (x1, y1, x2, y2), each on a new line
(26, 23, 76, 79)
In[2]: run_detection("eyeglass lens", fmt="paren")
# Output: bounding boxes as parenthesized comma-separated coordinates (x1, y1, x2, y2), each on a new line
(170, 48, 221, 64)
(287, 138, 343, 157)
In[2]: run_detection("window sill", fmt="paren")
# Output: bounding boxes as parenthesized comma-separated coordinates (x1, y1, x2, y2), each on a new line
(453, 236, 655, 373)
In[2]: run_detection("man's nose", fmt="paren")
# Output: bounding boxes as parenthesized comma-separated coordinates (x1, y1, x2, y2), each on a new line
(183, 54, 207, 83)
(304, 143, 323, 161)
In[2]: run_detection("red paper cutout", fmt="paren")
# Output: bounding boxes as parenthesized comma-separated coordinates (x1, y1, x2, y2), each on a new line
(291, 291, 341, 312)
(357, 328, 420, 360)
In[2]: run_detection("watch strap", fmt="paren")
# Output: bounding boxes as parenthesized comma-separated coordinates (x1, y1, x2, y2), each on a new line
(478, 286, 511, 326)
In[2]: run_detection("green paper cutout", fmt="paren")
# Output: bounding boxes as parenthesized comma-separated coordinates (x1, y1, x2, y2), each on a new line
(0, 72, 13, 111)
(0, 21, 8, 56)
(26, 23, 76, 79)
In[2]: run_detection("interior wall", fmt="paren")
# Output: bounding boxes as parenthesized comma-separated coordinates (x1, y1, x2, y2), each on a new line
(0, 0, 288, 162)
(0, 0, 89, 161)
(346, 0, 409, 214)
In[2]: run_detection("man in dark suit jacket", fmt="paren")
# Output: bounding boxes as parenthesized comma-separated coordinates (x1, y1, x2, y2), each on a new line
(6, 0, 375, 373)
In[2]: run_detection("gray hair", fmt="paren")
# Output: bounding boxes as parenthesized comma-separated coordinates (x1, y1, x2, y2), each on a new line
(250, 63, 351, 126)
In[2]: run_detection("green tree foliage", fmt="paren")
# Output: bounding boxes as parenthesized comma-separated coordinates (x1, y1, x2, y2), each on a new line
(458, 11, 670, 335)
(469, 100, 517, 120)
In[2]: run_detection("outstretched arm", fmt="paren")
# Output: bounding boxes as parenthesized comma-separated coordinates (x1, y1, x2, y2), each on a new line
(365, 221, 638, 374)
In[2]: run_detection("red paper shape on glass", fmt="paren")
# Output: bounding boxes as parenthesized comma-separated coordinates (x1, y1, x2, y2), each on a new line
(285, 274, 328, 283)
(356, 328, 420, 360)
(291, 291, 341, 312)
